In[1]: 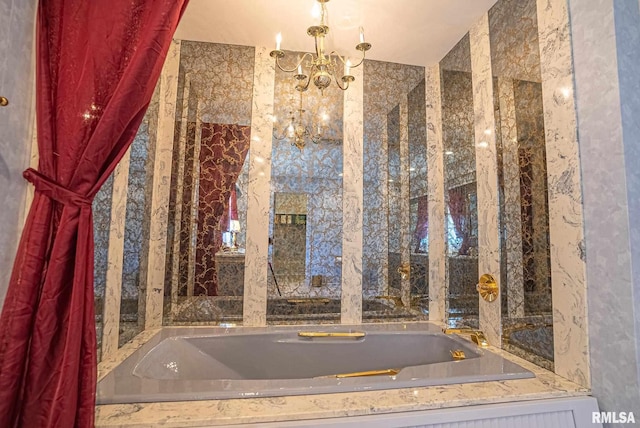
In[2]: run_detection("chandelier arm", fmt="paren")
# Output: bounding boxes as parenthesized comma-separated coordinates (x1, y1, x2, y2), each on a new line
(347, 50, 367, 68)
(333, 73, 349, 91)
(274, 53, 314, 74)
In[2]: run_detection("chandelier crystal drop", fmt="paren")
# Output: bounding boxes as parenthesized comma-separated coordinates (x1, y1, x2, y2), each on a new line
(269, 0, 371, 94)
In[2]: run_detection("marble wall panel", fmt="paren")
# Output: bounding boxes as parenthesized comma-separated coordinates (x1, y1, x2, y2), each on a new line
(537, 0, 589, 387)
(341, 64, 364, 325)
(243, 46, 274, 326)
(139, 41, 181, 329)
(470, 14, 501, 347)
(100, 151, 131, 359)
(426, 65, 447, 322)
(569, 0, 640, 407)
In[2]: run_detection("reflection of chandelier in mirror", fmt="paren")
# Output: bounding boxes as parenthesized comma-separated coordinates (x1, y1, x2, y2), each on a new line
(270, 0, 371, 94)
(273, 89, 329, 150)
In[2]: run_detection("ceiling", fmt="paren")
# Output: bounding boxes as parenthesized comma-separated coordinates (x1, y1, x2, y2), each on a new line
(175, 0, 498, 67)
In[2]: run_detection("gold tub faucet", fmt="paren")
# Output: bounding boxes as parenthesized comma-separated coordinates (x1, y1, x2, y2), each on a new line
(443, 328, 490, 348)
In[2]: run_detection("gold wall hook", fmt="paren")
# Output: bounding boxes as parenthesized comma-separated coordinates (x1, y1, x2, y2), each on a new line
(0, 96, 8, 107)
(477, 273, 498, 302)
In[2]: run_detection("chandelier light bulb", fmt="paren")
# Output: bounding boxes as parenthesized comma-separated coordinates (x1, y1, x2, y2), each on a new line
(276, 33, 282, 51)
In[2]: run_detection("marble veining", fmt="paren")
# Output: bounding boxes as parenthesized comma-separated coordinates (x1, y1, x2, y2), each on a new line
(139, 40, 181, 329)
(100, 151, 130, 358)
(243, 46, 274, 326)
(426, 65, 447, 322)
(536, 0, 589, 387)
(470, 14, 502, 347)
(398, 96, 411, 307)
(341, 65, 364, 324)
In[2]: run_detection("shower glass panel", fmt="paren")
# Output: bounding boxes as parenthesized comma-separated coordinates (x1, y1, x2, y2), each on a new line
(363, 60, 426, 320)
(164, 42, 254, 325)
(489, 0, 553, 370)
(266, 50, 343, 322)
(440, 34, 479, 329)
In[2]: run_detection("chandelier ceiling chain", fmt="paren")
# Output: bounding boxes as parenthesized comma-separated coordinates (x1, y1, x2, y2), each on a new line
(269, 0, 372, 94)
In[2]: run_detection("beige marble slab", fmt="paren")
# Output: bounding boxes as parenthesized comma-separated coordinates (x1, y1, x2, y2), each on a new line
(95, 323, 589, 427)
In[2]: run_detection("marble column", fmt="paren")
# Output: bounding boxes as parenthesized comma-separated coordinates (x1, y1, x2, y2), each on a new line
(536, 0, 589, 387)
(341, 66, 364, 324)
(470, 14, 501, 346)
(568, 0, 640, 405)
(426, 65, 447, 323)
(100, 149, 131, 357)
(399, 96, 411, 307)
(169, 74, 191, 319)
(243, 46, 275, 327)
(497, 77, 525, 319)
(140, 40, 181, 329)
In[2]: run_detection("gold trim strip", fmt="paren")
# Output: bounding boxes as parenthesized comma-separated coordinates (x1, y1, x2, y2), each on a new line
(298, 331, 366, 338)
(316, 368, 400, 378)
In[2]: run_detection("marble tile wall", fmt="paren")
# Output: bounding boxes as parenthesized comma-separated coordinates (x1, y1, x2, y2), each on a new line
(536, 0, 589, 387)
(0, 0, 36, 309)
(569, 0, 640, 407)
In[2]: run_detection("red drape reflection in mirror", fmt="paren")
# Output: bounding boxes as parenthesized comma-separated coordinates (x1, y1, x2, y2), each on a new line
(195, 123, 251, 295)
(0, 1, 189, 426)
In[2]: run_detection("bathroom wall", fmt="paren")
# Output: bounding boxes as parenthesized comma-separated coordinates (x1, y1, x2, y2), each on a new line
(569, 0, 640, 416)
(0, 0, 36, 309)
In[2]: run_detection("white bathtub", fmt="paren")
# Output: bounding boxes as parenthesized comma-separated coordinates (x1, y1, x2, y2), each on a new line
(96, 323, 534, 404)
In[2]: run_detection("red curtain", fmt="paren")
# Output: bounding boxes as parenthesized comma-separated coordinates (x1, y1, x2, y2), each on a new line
(0, 1, 189, 427)
(195, 123, 251, 295)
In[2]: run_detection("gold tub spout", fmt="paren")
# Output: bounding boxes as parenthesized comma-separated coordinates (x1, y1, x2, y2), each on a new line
(397, 262, 411, 280)
(442, 328, 490, 348)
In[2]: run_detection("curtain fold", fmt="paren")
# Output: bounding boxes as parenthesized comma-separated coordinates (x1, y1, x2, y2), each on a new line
(0, 1, 189, 426)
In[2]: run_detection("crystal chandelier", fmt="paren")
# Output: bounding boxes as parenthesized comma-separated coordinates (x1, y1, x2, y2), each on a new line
(270, 0, 371, 94)
(273, 90, 328, 150)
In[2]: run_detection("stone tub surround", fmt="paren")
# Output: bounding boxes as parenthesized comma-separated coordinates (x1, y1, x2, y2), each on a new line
(96, 323, 589, 427)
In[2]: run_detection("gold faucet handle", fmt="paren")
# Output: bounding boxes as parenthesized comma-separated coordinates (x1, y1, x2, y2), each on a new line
(397, 263, 411, 280)
(471, 331, 489, 348)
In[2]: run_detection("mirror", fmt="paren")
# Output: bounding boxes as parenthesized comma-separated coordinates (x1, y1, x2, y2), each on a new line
(271, 192, 308, 291)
